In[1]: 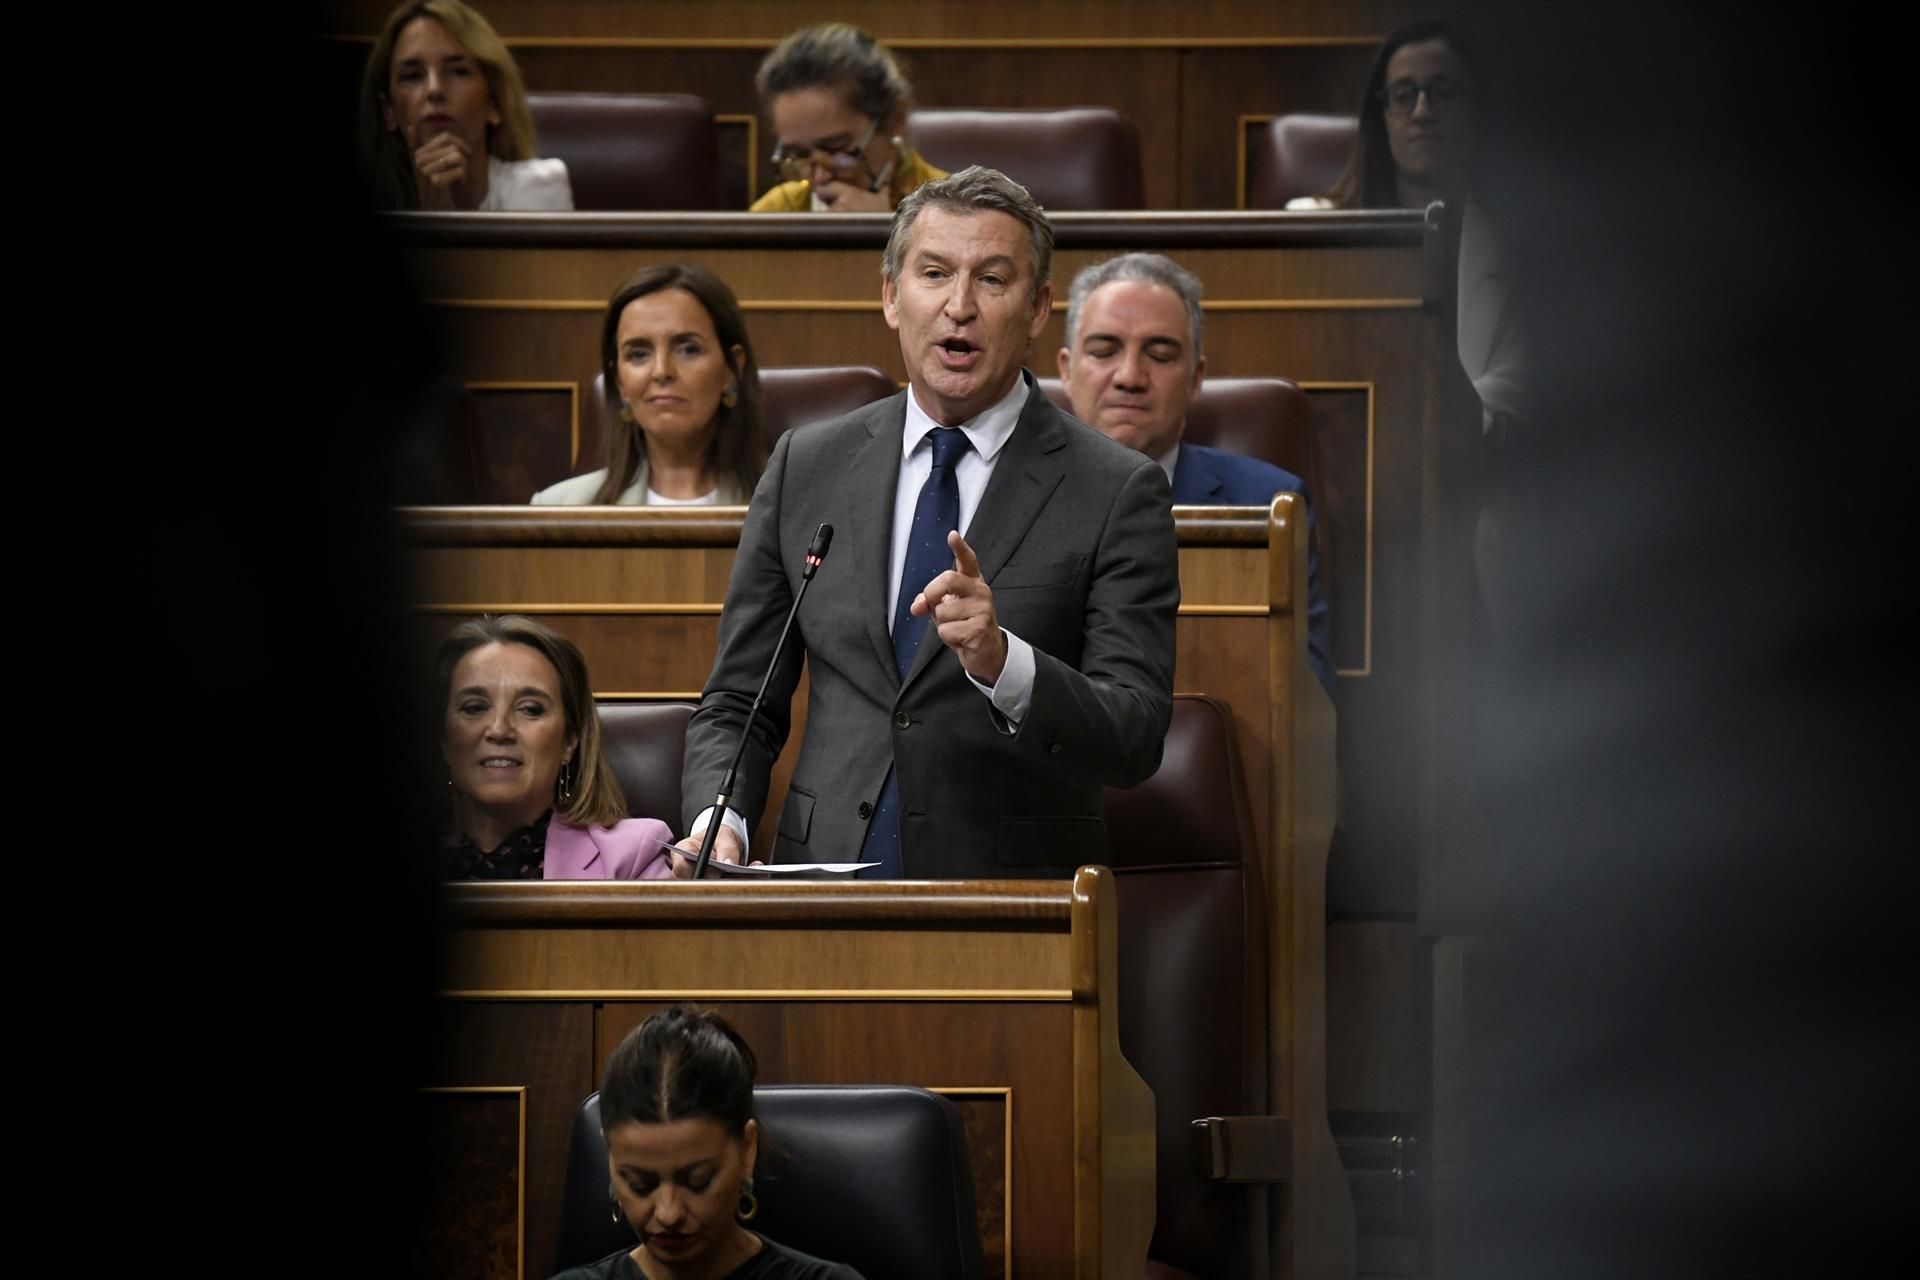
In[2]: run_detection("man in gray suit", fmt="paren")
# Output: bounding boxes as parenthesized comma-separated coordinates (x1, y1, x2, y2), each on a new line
(674, 166, 1179, 878)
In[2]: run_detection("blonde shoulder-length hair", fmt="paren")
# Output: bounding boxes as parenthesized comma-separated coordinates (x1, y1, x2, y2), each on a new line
(357, 0, 537, 210)
(432, 615, 628, 830)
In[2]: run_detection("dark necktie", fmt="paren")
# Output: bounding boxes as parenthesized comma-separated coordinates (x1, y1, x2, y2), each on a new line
(859, 426, 971, 878)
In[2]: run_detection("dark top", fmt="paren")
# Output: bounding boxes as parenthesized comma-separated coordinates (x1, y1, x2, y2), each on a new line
(441, 809, 552, 880)
(551, 1235, 865, 1280)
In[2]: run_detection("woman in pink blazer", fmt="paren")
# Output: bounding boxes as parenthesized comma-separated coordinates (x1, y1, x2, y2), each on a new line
(435, 615, 674, 880)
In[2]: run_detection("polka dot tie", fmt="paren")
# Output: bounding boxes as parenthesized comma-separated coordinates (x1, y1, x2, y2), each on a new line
(859, 426, 971, 878)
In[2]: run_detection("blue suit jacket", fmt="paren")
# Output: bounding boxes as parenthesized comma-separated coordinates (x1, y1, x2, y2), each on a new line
(1170, 443, 1333, 691)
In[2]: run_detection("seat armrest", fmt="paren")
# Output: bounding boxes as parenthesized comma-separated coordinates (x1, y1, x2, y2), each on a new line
(1191, 1115, 1293, 1182)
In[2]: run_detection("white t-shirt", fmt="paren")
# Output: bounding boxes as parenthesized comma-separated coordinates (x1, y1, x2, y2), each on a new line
(478, 156, 574, 211)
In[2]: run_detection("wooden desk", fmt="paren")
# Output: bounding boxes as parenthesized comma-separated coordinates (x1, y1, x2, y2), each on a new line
(429, 867, 1151, 1280)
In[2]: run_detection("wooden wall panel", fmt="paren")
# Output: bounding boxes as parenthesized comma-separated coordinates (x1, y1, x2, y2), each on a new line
(1180, 45, 1377, 209)
(320, 1, 1421, 42)
(428, 1002, 595, 1279)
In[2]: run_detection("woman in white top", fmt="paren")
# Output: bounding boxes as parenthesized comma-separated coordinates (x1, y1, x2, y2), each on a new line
(534, 265, 767, 506)
(358, 1, 573, 212)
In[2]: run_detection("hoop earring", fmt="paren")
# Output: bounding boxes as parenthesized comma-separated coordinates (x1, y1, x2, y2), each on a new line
(721, 383, 739, 410)
(609, 1185, 629, 1231)
(737, 1175, 758, 1222)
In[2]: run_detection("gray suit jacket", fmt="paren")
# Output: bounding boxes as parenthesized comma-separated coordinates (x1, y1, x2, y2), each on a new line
(682, 371, 1179, 878)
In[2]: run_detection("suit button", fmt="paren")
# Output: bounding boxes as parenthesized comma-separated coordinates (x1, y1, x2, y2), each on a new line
(1046, 738, 1062, 755)
(893, 711, 912, 730)
(858, 801, 873, 820)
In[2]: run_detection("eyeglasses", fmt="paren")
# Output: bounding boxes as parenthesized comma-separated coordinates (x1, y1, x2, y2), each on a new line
(771, 116, 881, 184)
(1380, 77, 1469, 116)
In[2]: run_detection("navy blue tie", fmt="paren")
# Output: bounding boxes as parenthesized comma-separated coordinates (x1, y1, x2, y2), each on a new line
(859, 427, 970, 878)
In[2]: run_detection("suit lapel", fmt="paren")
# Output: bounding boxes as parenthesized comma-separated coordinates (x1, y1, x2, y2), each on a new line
(846, 393, 908, 685)
(902, 372, 1068, 689)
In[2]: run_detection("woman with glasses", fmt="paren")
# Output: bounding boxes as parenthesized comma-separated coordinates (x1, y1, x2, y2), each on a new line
(1289, 18, 1476, 210)
(748, 24, 946, 213)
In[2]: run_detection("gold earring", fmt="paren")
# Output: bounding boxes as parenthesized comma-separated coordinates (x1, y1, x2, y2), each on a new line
(721, 384, 739, 410)
(618, 400, 635, 424)
(737, 1175, 758, 1221)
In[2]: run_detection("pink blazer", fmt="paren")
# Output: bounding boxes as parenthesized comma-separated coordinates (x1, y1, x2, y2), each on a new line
(543, 817, 676, 880)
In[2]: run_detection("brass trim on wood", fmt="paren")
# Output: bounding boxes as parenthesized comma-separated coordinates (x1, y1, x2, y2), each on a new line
(413, 603, 726, 616)
(925, 1086, 1017, 1280)
(328, 35, 1381, 51)
(1297, 379, 1376, 677)
(426, 296, 1422, 314)
(440, 989, 1074, 1001)
(422, 1086, 528, 1280)
(714, 112, 759, 205)
(1237, 113, 1276, 211)
(465, 379, 581, 469)
(594, 691, 704, 701)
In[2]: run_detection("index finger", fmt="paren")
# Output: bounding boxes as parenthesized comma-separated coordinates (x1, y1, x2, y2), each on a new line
(948, 530, 982, 579)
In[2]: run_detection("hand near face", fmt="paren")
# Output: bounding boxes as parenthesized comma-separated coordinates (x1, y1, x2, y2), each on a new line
(413, 132, 477, 210)
(814, 177, 892, 212)
(911, 531, 1007, 684)
(670, 825, 754, 878)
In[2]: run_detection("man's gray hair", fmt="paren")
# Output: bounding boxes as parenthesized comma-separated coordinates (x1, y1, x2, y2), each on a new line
(1063, 252, 1205, 360)
(881, 165, 1054, 305)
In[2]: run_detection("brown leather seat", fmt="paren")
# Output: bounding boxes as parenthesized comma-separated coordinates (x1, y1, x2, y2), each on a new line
(595, 701, 695, 826)
(528, 92, 723, 211)
(582, 366, 899, 476)
(1104, 695, 1274, 1278)
(1245, 114, 1357, 209)
(907, 108, 1145, 210)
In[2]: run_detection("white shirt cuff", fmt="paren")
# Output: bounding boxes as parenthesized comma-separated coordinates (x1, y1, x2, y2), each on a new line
(689, 805, 752, 857)
(966, 628, 1034, 729)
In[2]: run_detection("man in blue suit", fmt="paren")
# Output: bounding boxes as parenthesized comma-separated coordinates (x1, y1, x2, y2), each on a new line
(1058, 252, 1332, 689)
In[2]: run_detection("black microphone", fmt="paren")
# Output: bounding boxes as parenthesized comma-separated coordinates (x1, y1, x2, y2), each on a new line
(691, 523, 834, 879)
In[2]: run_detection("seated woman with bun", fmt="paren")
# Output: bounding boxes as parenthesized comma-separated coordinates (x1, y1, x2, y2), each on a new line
(436, 615, 671, 879)
(750, 24, 945, 213)
(1289, 17, 1476, 210)
(359, 0, 574, 211)
(555, 1006, 865, 1280)
(534, 265, 766, 506)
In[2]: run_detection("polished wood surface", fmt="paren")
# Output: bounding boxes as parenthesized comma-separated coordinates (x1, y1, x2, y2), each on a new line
(432, 867, 1152, 1279)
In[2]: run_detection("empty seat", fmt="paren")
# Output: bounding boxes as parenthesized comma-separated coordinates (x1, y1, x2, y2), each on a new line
(1245, 114, 1358, 209)
(1104, 695, 1277, 1277)
(557, 1085, 983, 1279)
(528, 92, 723, 211)
(596, 701, 694, 826)
(908, 107, 1146, 210)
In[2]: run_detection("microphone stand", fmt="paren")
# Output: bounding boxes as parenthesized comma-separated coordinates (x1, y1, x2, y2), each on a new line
(691, 524, 832, 879)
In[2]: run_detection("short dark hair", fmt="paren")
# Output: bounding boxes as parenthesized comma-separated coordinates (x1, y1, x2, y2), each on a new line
(598, 1005, 760, 1136)
(883, 165, 1054, 307)
(597, 264, 766, 505)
